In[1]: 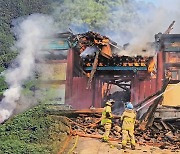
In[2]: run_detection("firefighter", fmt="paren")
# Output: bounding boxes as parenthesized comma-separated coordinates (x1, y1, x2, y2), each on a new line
(121, 102, 136, 150)
(101, 99, 115, 142)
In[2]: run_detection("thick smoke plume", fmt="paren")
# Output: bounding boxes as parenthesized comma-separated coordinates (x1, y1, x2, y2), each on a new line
(0, 14, 56, 123)
(105, 0, 180, 56)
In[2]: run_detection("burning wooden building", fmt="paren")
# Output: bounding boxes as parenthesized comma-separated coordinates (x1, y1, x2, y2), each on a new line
(39, 30, 180, 111)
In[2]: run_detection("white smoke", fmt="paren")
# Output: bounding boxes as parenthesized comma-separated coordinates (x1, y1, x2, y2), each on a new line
(0, 14, 56, 123)
(104, 0, 180, 56)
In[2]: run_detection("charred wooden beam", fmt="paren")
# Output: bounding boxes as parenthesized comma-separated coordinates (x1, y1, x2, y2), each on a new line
(86, 50, 100, 89)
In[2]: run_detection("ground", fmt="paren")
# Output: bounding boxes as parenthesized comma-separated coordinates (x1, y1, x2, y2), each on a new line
(65, 137, 180, 154)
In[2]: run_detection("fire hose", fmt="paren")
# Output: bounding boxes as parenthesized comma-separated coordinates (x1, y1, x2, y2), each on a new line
(58, 117, 102, 153)
(67, 135, 79, 154)
(65, 117, 101, 128)
(58, 127, 73, 154)
(65, 116, 122, 141)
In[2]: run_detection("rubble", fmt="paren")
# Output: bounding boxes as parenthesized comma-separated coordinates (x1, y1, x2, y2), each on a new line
(65, 112, 180, 150)
(69, 31, 153, 68)
(136, 118, 180, 150)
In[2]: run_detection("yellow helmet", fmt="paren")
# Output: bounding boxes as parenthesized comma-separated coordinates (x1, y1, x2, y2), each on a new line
(106, 99, 115, 106)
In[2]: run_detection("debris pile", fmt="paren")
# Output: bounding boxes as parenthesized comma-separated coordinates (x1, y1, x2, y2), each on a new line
(69, 31, 114, 54)
(66, 112, 180, 150)
(68, 31, 153, 68)
(68, 113, 121, 140)
(136, 118, 180, 150)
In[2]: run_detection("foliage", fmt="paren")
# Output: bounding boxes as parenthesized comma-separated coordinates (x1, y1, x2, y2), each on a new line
(0, 76, 8, 93)
(52, 0, 129, 31)
(0, 140, 49, 154)
(52, 0, 107, 30)
(0, 105, 70, 154)
(0, 0, 52, 70)
(0, 51, 18, 68)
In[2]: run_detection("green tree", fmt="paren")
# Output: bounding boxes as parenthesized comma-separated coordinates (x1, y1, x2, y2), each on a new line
(52, 0, 129, 31)
(0, 0, 52, 67)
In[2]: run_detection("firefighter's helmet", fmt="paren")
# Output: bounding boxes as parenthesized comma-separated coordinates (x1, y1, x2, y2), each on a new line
(126, 102, 133, 109)
(106, 99, 115, 106)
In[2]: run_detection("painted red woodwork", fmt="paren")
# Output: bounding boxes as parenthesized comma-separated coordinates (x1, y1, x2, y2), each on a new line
(144, 80, 150, 98)
(157, 52, 164, 91)
(65, 49, 74, 105)
(67, 77, 102, 109)
(131, 52, 165, 106)
(131, 75, 140, 105)
(139, 81, 145, 102)
(94, 79, 103, 107)
(130, 78, 134, 103)
(150, 78, 156, 96)
(64, 49, 102, 109)
(131, 77, 159, 105)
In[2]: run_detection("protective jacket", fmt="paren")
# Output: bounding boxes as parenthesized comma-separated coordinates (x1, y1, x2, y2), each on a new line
(121, 109, 136, 130)
(101, 105, 112, 125)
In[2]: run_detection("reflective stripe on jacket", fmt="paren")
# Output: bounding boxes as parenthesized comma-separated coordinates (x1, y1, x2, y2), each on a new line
(101, 106, 112, 125)
(121, 109, 136, 130)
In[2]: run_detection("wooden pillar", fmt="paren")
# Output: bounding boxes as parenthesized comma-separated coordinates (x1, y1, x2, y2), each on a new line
(139, 80, 145, 102)
(130, 80, 134, 103)
(144, 80, 151, 99)
(92, 79, 96, 107)
(156, 52, 164, 91)
(150, 78, 156, 95)
(131, 75, 140, 105)
(65, 49, 74, 104)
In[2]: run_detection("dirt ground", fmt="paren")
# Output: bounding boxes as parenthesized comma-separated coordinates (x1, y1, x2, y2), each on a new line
(66, 137, 180, 154)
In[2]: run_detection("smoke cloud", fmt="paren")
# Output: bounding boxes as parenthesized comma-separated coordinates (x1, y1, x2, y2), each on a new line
(105, 0, 180, 56)
(0, 14, 56, 123)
